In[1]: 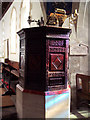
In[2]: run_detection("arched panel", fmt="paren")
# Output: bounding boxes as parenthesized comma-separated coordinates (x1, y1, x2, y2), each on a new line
(10, 7, 17, 54)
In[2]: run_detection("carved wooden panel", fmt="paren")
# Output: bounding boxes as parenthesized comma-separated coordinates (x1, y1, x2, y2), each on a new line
(50, 54, 64, 71)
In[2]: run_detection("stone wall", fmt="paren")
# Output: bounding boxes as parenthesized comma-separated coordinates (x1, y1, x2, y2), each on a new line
(69, 2, 89, 109)
(88, 1, 90, 75)
(63, 1, 89, 109)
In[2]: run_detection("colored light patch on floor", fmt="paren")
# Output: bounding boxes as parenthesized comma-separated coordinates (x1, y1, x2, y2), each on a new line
(70, 113, 78, 119)
(70, 108, 90, 119)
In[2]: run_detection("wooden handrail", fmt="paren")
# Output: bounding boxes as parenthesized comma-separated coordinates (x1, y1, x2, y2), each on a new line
(4, 67, 19, 78)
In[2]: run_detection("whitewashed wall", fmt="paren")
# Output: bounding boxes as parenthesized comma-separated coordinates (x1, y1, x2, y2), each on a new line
(0, 0, 46, 62)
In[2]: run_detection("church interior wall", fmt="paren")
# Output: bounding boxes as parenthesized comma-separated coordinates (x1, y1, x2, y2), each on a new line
(0, 1, 89, 109)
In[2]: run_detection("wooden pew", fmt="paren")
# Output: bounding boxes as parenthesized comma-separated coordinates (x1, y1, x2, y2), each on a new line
(5, 59, 19, 77)
(1, 59, 19, 96)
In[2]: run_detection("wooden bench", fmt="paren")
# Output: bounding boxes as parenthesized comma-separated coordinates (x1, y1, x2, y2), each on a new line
(4, 59, 19, 77)
(1, 59, 19, 96)
(76, 74, 90, 108)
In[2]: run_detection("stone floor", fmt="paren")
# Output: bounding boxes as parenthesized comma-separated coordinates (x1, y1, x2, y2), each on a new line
(0, 104, 90, 119)
(1, 106, 18, 120)
(70, 107, 90, 119)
